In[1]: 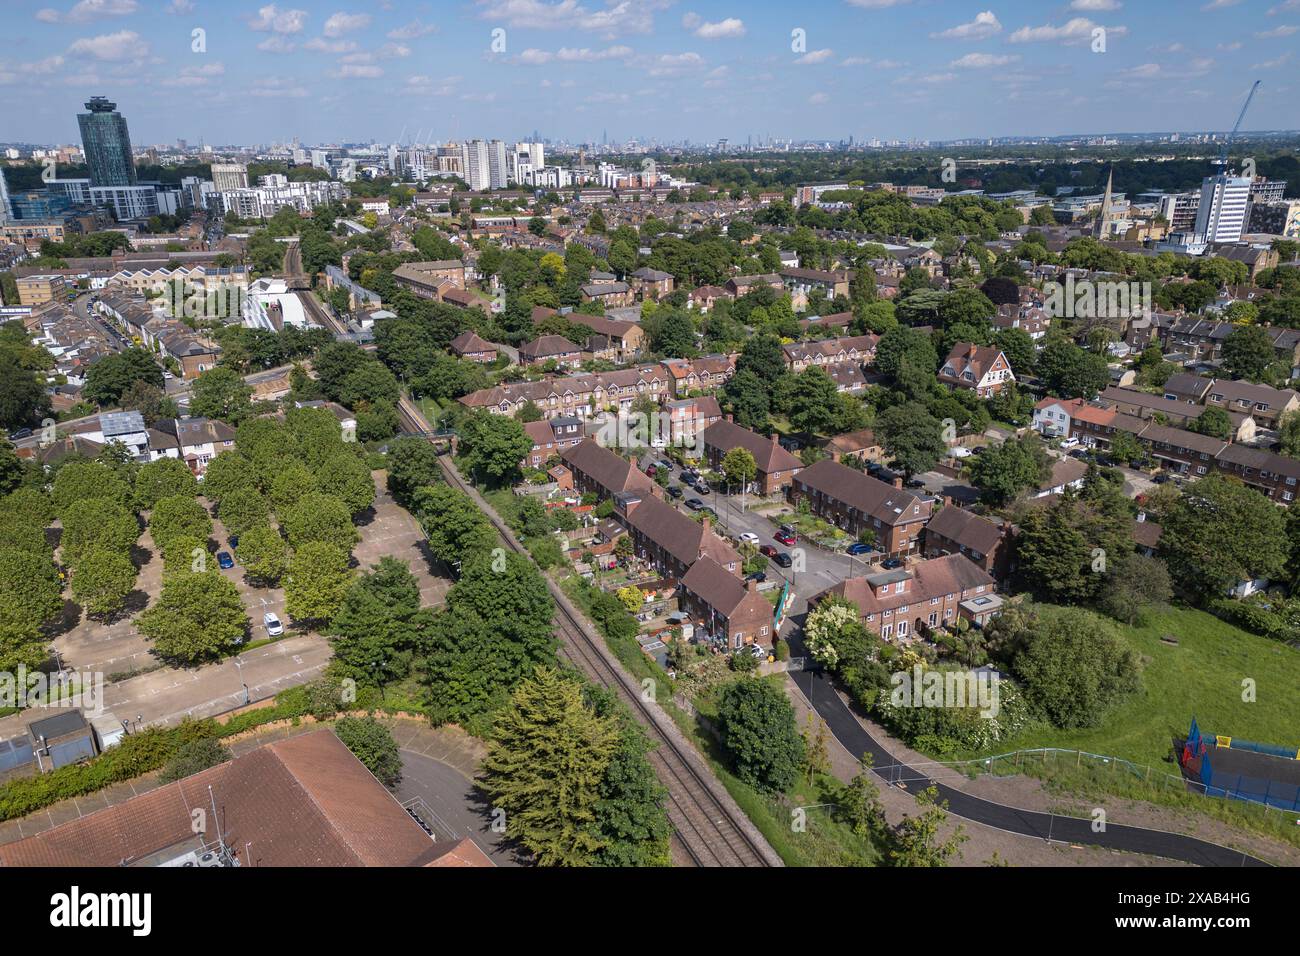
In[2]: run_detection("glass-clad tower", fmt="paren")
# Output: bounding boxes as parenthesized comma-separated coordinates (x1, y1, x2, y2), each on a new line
(77, 96, 137, 187)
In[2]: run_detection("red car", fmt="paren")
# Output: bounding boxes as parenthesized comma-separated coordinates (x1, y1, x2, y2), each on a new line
(759, 544, 779, 558)
(775, 531, 796, 546)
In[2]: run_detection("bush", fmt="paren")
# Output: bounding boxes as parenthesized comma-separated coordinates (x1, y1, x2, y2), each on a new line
(159, 737, 230, 783)
(774, 638, 791, 662)
(334, 715, 402, 787)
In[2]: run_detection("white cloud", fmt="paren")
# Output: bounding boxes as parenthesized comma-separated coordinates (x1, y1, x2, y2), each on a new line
(682, 13, 745, 38)
(1009, 17, 1127, 44)
(517, 44, 631, 64)
(68, 29, 149, 60)
(1070, 0, 1121, 9)
(323, 12, 371, 37)
(794, 49, 834, 64)
(304, 37, 357, 53)
(1268, 0, 1300, 13)
(932, 11, 1001, 40)
(647, 51, 705, 75)
(1202, 0, 1242, 9)
(35, 0, 138, 23)
(841, 56, 870, 65)
(1252, 50, 1292, 68)
(337, 62, 382, 78)
(1217, 40, 1243, 50)
(950, 52, 1018, 68)
(388, 19, 436, 39)
(808, 92, 829, 104)
(249, 5, 307, 34)
(1255, 24, 1298, 37)
(475, 0, 669, 38)
(166, 0, 194, 12)
(249, 76, 308, 97)
(162, 61, 226, 86)
(256, 35, 296, 52)
(378, 43, 411, 58)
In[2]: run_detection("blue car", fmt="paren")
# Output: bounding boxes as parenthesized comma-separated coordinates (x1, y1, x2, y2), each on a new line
(847, 542, 874, 556)
(216, 551, 234, 570)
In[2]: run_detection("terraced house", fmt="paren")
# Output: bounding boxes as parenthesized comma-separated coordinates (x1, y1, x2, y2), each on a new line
(560, 438, 658, 500)
(701, 418, 803, 495)
(459, 364, 670, 419)
(812, 553, 1000, 641)
(789, 459, 933, 557)
(621, 493, 742, 580)
(679, 557, 775, 650)
(781, 334, 879, 373)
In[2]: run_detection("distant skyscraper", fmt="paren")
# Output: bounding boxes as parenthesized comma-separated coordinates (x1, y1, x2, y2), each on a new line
(1195, 173, 1252, 244)
(77, 96, 137, 187)
(0, 168, 10, 225)
(460, 139, 508, 190)
(211, 162, 249, 191)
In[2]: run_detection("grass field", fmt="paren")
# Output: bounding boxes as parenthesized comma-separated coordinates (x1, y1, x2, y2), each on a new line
(955, 605, 1300, 770)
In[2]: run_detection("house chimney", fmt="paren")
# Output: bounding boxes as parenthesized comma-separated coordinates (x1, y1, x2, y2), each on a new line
(893, 477, 903, 489)
(942, 496, 953, 508)
(700, 516, 710, 535)
(746, 578, 759, 593)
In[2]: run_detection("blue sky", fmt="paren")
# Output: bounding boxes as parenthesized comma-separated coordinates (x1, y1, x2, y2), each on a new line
(1, 0, 1297, 147)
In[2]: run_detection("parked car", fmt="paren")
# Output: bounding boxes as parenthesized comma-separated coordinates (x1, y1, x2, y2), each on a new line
(681, 468, 699, 483)
(746, 643, 768, 661)
(263, 612, 283, 637)
(773, 552, 794, 569)
(694, 481, 712, 495)
(1152, 472, 1172, 484)
(881, 557, 904, 570)
(759, 544, 779, 558)
(228, 535, 240, 550)
(905, 476, 926, 489)
(667, 485, 684, 498)
(8, 427, 32, 441)
(685, 497, 705, 510)
(216, 551, 234, 570)
(744, 570, 767, 583)
(699, 507, 718, 520)
(847, 541, 874, 555)
(1060, 436, 1080, 450)
(775, 530, 796, 546)
(738, 532, 760, 546)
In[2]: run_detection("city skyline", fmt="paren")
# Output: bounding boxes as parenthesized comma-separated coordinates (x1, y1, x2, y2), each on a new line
(0, 0, 1298, 146)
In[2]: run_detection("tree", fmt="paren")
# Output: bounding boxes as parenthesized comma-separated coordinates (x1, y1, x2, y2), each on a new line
(1008, 605, 1142, 729)
(51, 460, 131, 514)
(991, 328, 1035, 376)
(1222, 325, 1275, 381)
(217, 487, 269, 539)
(1107, 429, 1145, 465)
(118, 381, 179, 427)
(281, 492, 358, 551)
(189, 367, 254, 423)
(1159, 475, 1288, 601)
(839, 754, 887, 842)
(875, 327, 938, 384)
(890, 786, 968, 867)
(720, 446, 757, 495)
(968, 435, 1050, 506)
(411, 484, 497, 569)
(315, 451, 376, 516)
(340, 361, 400, 410)
(479, 666, 618, 866)
(148, 495, 213, 554)
(137, 570, 248, 663)
(328, 557, 430, 687)
(133, 457, 198, 510)
(69, 547, 137, 620)
(385, 437, 441, 506)
(877, 403, 946, 478)
(83, 348, 164, 407)
(0, 354, 51, 431)
(199, 452, 259, 504)
(0, 548, 64, 638)
(334, 716, 403, 788)
(647, 309, 697, 357)
(1036, 337, 1109, 398)
(1281, 410, 1300, 460)
(716, 677, 804, 793)
(457, 412, 533, 486)
(235, 523, 288, 585)
(786, 367, 842, 437)
(721, 368, 771, 431)
(1191, 406, 1232, 440)
(282, 541, 350, 625)
(268, 462, 317, 515)
(59, 499, 138, 564)
(1098, 552, 1172, 626)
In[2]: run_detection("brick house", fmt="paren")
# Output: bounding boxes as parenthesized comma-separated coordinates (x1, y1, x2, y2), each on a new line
(580, 281, 634, 308)
(688, 284, 731, 313)
(519, 334, 584, 369)
(622, 493, 741, 579)
(789, 458, 932, 556)
(781, 334, 879, 373)
(922, 506, 1016, 580)
(630, 267, 674, 301)
(938, 343, 1015, 398)
(679, 556, 775, 650)
(560, 438, 658, 500)
(521, 415, 585, 470)
(701, 418, 803, 495)
(812, 553, 1000, 640)
(449, 331, 498, 364)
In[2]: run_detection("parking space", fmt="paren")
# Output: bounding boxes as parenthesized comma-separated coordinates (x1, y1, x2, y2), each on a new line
(353, 471, 451, 610)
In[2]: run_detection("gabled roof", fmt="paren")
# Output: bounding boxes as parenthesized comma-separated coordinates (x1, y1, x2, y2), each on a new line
(625, 494, 740, 570)
(0, 730, 472, 868)
(520, 334, 582, 359)
(681, 556, 770, 619)
(817, 553, 993, 617)
(925, 506, 1007, 556)
(449, 330, 496, 354)
(939, 343, 1010, 384)
(701, 419, 802, 474)
(560, 439, 656, 496)
(795, 458, 930, 526)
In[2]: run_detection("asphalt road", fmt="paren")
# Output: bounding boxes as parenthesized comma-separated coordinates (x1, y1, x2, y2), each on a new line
(789, 668, 1270, 867)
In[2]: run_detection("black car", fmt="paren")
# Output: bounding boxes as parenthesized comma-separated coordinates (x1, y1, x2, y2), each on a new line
(685, 497, 705, 510)
(694, 481, 712, 495)
(1152, 472, 1172, 484)
(881, 557, 904, 570)
(773, 552, 793, 569)
(905, 476, 926, 489)
(8, 427, 32, 441)
(744, 570, 767, 583)
(667, 485, 684, 499)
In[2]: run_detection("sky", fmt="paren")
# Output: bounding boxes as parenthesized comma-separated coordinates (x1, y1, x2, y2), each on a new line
(0, 0, 1297, 148)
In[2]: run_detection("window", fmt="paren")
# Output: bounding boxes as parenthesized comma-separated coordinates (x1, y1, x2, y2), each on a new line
(897, 621, 908, 636)
(928, 612, 937, 626)
(881, 624, 892, 639)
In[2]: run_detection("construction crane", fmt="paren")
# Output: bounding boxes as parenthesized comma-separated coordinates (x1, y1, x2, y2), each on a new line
(1218, 79, 1261, 170)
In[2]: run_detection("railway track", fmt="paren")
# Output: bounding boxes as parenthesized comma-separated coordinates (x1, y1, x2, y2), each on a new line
(395, 398, 781, 868)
